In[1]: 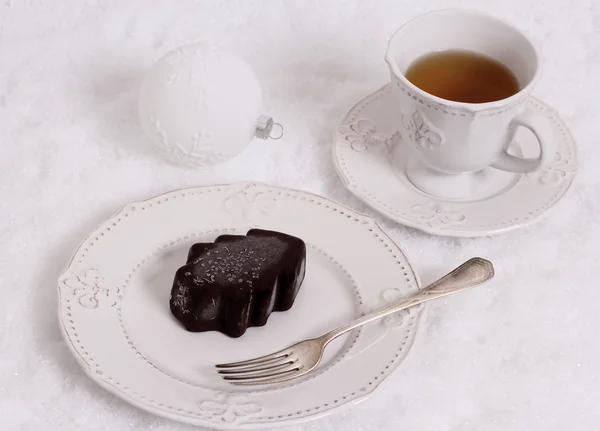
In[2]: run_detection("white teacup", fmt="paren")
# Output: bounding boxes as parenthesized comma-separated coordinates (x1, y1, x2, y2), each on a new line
(385, 9, 556, 199)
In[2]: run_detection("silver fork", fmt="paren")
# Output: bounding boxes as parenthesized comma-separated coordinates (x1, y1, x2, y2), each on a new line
(216, 257, 494, 385)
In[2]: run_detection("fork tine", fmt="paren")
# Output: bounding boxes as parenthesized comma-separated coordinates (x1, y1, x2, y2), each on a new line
(221, 364, 302, 381)
(229, 369, 306, 386)
(217, 358, 296, 375)
(215, 349, 292, 368)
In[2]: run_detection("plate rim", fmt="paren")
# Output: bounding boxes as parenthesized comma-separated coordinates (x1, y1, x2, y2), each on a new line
(57, 181, 426, 430)
(332, 84, 578, 237)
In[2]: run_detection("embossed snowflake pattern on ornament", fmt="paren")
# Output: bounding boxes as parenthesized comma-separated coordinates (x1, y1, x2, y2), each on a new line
(149, 118, 230, 167)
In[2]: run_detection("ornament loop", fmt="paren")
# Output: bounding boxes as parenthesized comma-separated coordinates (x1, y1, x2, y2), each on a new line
(255, 114, 284, 140)
(269, 123, 284, 140)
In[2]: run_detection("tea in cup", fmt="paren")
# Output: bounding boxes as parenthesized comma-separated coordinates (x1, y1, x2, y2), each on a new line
(385, 9, 556, 199)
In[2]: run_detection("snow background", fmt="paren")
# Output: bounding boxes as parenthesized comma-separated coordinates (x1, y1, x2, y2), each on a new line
(1, 0, 599, 430)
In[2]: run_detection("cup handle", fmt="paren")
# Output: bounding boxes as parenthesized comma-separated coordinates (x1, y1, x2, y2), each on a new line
(492, 109, 557, 174)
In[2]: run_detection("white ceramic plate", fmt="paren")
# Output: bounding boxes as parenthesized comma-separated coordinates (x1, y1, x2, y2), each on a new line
(333, 85, 578, 237)
(58, 182, 424, 430)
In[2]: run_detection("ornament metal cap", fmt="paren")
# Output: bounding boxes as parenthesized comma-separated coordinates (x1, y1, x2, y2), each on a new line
(255, 115, 284, 140)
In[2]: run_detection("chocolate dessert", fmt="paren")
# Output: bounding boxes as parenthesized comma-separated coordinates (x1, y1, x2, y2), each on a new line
(169, 229, 306, 337)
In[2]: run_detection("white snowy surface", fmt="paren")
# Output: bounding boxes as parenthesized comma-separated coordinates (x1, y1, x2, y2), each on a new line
(1, 1, 599, 430)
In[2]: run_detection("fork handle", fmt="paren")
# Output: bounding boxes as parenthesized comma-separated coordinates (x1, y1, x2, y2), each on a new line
(320, 257, 494, 344)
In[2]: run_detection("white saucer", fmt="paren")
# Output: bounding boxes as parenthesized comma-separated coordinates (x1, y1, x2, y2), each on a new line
(58, 182, 424, 430)
(333, 85, 578, 237)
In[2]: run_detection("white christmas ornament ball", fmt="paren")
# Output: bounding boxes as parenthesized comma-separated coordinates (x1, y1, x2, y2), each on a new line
(139, 43, 264, 167)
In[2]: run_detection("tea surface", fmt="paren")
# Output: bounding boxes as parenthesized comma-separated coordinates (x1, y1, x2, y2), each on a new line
(405, 50, 520, 103)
